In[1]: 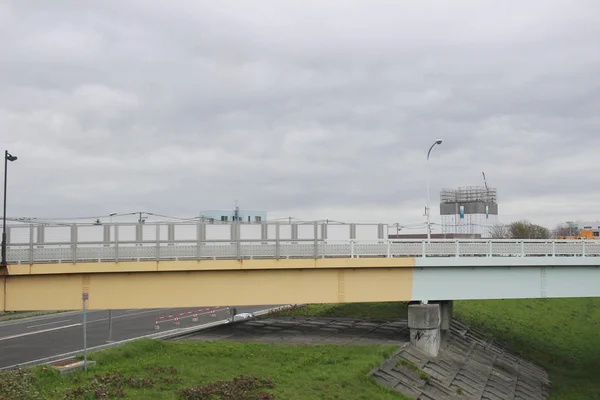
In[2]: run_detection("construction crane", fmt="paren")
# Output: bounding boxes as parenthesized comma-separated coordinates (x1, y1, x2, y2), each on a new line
(482, 171, 489, 192)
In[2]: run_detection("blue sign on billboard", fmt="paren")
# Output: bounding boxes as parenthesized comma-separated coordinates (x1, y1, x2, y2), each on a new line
(459, 205, 464, 219)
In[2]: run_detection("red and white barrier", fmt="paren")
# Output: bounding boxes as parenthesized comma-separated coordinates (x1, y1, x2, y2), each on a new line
(154, 306, 225, 329)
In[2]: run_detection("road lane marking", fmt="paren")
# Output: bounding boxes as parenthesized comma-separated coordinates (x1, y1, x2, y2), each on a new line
(0, 311, 97, 328)
(0, 324, 82, 342)
(0, 305, 293, 370)
(27, 319, 72, 329)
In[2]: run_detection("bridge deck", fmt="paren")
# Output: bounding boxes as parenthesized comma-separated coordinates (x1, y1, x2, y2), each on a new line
(2, 222, 599, 311)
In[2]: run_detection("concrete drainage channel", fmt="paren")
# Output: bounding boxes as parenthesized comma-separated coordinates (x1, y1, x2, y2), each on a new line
(1, 305, 300, 372)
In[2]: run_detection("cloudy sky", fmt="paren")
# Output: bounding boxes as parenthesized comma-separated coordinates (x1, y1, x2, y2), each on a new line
(1, 0, 599, 231)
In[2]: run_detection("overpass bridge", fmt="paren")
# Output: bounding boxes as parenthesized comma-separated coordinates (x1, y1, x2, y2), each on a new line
(1, 220, 599, 312)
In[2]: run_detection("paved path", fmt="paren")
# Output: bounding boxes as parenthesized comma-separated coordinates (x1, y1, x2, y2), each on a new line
(181, 316, 409, 345)
(0, 305, 277, 369)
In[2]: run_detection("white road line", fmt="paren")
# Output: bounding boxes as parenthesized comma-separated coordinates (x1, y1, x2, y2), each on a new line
(0, 311, 96, 328)
(0, 324, 82, 342)
(0, 305, 293, 371)
(27, 319, 72, 329)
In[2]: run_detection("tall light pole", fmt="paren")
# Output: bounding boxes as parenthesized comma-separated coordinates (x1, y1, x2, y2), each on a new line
(2, 151, 18, 267)
(426, 139, 442, 240)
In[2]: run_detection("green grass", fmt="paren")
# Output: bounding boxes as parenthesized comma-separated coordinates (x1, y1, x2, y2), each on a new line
(281, 299, 600, 399)
(277, 302, 409, 320)
(3, 339, 410, 400)
(396, 359, 430, 382)
(454, 298, 600, 400)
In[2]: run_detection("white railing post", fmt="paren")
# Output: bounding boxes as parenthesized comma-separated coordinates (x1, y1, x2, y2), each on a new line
(71, 224, 77, 263)
(521, 241, 525, 257)
(156, 224, 160, 261)
(114, 225, 119, 261)
(455, 241, 459, 257)
(196, 222, 205, 260)
(275, 222, 280, 259)
(387, 240, 391, 258)
(29, 223, 34, 264)
(313, 221, 318, 259)
(351, 240, 355, 258)
(488, 240, 492, 257)
(582, 240, 586, 257)
(422, 241, 426, 258)
(234, 221, 241, 260)
(552, 241, 556, 257)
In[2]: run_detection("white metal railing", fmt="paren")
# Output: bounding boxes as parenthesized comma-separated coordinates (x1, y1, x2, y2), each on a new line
(6, 238, 600, 264)
(3, 221, 600, 264)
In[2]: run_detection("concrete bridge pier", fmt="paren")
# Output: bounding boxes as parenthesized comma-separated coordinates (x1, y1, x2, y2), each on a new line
(407, 300, 453, 357)
(430, 300, 453, 343)
(408, 303, 441, 357)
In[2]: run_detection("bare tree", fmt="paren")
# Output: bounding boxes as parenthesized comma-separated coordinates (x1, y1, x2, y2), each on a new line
(490, 224, 510, 239)
(553, 222, 578, 238)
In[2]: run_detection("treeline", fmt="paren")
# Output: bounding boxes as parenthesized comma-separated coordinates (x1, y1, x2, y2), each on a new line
(490, 220, 551, 239)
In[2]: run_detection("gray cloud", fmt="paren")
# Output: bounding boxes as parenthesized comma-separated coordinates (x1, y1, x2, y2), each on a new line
(2, 0, 600, 230)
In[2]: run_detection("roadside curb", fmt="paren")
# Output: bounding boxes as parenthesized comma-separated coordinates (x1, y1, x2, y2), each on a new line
(0, 304, 298, 371)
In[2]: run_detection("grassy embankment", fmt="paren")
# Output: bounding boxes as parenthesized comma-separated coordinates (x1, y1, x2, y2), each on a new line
(2, 300, 598, 399)
(279, 299, 600, 400)
(0, 304, 410, 400)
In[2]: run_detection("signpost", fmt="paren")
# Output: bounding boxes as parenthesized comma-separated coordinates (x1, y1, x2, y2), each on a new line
(82, 292, 88, 372)
(107, 310, 113, 342)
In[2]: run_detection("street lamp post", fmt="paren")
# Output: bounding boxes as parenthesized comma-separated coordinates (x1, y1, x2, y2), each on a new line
(426, 139, 442, 240)
(2, 151, 18, 267)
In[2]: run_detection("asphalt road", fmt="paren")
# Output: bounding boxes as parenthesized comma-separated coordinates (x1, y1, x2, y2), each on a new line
(0, 305, 277, 369)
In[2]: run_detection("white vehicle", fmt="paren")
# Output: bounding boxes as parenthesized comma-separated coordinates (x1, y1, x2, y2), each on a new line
(232, 312, 254, 321)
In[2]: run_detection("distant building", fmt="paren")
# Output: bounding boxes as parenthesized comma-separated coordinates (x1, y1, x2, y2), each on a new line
(440, 185, 498, 238)
(200, 209, 267, 223)
(578, 221, 600, 230)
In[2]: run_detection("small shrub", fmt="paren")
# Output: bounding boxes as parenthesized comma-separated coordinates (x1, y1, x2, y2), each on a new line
(0, 368, 40, 400)
(178, 376, 275, 400)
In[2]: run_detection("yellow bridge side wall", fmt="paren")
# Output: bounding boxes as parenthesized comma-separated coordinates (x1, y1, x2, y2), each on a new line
(2, 268, 414, 311)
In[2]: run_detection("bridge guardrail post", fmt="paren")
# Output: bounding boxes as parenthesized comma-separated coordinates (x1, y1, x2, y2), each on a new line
(350, 240, 355, 258)
(29, 223, 34, 264)
(275, 222, 280, 259)
(455, 240, 459, 257)
(488, 241, 492, 257)
(236, 221, 241, 260)
(156, 224, 160, 261)
(387, 240, 391, 258)
(552, 241, 556, 257)
(313, 221, 318, 259)
(520, 241, 525, 257)
(196, 222, 203, 260)
(71, 224, 77, 263)
(114, 225, 119, 262)
(582, 240, 586, 257)
(422, 241, 426, 258)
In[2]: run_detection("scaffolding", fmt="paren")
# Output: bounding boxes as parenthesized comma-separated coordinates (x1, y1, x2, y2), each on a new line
(440, 186, 497, 204)
(439, 186, 498, 238)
